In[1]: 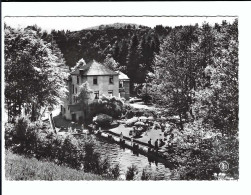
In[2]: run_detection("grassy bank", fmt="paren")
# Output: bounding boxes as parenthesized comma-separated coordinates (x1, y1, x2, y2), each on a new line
(5, 150, 107, 180)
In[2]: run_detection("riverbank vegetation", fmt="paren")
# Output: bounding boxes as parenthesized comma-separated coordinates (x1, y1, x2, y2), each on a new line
(5, 116, 120, 180)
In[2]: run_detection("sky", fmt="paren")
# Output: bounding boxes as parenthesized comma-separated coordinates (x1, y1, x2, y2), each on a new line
(4, 16, 237, 32)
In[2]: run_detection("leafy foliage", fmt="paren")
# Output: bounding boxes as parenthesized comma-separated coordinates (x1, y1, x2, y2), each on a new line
(5, 118, 120, 177)
(125, 165, 138, 180)
(89, 95, 124, 119)
(93, 114, 113, 128)
(48, 26, 162, 93)
(141, 168, 152, 180)
(4, 25, 68, 121)
(149, 19, 238, 180)
(76, 81, 94, 106)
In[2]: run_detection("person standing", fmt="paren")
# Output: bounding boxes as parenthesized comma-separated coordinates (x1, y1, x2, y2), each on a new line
(155, 139, 159, 152)
(120, 132, 123, 142)
(148, 138, 152, 148)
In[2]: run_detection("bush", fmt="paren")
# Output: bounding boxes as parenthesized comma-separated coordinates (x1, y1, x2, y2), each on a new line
(89, 95, 124, 119)
(172, 122, 239, 180)
(5, 116, 42, 156)
(5, 122, 15, 149)
(141, 168, 152, 180)
(126, 165, 138, 180)
(83, 141, 111, 175)
(108, 164, 120, 179)
(5, 116, 118, 178)
(58, 135, 83, 169)
(93, 114, 113, 128)
(5, 117, 84, 169)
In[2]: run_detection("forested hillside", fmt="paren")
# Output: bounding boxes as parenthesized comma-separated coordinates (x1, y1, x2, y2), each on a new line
(44, 23, 172, 90)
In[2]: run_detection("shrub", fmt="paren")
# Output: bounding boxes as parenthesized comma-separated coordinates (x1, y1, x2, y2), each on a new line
(126, 165, 138, 180)
(5, 116, 42, 155)
(59, 135, 83, 169)
(93, 114, 113, 128)
(89, 95, 124, 119)
(5, 122, 15, 149)
(83, 141, 110, 175)
(108, 164, 120, 179)
(141, 168, 152, 180)
(5, 116, 117, 178)
(172, 121, 239, 180)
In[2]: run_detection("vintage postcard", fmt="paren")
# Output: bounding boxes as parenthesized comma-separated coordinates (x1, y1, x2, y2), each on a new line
(1, 2, 250, 195)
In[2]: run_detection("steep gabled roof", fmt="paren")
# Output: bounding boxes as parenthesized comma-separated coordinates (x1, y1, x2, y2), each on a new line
(116, 71, 130, 80)
(71, 60, 119, 76)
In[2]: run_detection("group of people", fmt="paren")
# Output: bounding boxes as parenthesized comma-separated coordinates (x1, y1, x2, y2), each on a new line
(148, 138, 165, 151)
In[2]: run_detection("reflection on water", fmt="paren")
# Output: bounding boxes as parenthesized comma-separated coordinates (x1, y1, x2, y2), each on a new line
(90, 136, 172, 180)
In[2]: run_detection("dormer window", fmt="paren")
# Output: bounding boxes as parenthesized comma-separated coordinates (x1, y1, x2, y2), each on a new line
(93, 76, 98, 85)
(79, 69, 84, 75)
(109, 76, 113, 84)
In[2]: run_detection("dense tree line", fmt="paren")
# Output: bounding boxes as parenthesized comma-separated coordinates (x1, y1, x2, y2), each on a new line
(149, 19, 238, 136)
(147, 20, 238, 180)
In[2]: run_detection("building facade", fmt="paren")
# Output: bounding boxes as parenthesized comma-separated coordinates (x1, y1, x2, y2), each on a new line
(61, 60, 129, 122)
(117, 71, 130, 100)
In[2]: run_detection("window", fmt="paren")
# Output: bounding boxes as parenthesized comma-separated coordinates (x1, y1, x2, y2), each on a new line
(119, 81, 123, 88)
(109, 76, 114, 84)
(108, 90, 113, 97)
(75, 87, 77, 94)
(77, 76, 79, 84)
(93, 76, 98, 85)
(72, 84, 74, 94)
(94, 91, 99, 99)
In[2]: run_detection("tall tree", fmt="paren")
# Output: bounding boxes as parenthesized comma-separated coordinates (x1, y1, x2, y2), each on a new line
(117, 39, 128, 72)
(192, 19, 238, 135)
(126, 34, 140, 91)
(5, 25, 68, 121)
(112, 41, 120, 62)
(103, 54, 119, 71)
(149, 26, 200, 129)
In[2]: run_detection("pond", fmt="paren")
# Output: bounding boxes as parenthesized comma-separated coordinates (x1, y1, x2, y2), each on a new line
(86, 135, 177, 180)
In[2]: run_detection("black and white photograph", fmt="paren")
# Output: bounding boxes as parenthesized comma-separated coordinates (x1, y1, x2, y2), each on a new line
(1, 1, 251, 195)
